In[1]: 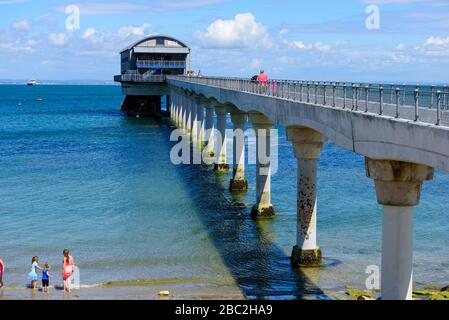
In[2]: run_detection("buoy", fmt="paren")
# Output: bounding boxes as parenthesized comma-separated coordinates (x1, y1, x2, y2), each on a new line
(158, 291, 170, 297)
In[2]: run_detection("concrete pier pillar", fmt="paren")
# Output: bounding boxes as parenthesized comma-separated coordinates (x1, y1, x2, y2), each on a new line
(182, 94, 188, 131)
(178, 94, 184, 129)
(173, 93, 179, 126)
(191, 97, 198, 144)
(366, 158, 434, 300)
(204, 105, 215, 157)
(214, 106, 230, 173)
(229, 112, 248, 191)
(249, 114, 275, 219)
(186, 95, 193, 135)
(287, 127, 326, 267)
(176, 95, 181, 128)
(168, 95, 172, 119)
(194, 97, 205, 149)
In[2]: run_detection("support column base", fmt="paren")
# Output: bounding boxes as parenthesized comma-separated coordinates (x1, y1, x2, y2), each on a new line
(251, 204, 275, 220)
(229, 179, 249, 192)
(214, 164, 230, 173)
(291, 246, 322, 268)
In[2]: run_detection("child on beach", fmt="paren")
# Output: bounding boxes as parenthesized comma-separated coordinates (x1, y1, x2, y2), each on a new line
(0, 259, 4, 288)
(42, 263, 53, 293)
(28, 256, 42, 290)
(62, 249, 74, 293)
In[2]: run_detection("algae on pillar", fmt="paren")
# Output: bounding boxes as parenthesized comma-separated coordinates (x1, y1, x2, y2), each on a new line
(366, 158, 434, 300)
(194, 97, 205, 150)
(181, 94, 188, 131)
(249, 113, 275, 219)
(214, 105, 230, 173)
(185, 94, 193, 135)
(190, 96, 198, 144)
(204, 105, 215, 159)
(287, 127, 326, 268)
(229, 111, 249, 192)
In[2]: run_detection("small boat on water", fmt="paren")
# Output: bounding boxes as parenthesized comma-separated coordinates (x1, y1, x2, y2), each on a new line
(27, 80, 38, 86)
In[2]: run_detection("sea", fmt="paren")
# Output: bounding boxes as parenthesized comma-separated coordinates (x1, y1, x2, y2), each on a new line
(0, 84, 448, 299)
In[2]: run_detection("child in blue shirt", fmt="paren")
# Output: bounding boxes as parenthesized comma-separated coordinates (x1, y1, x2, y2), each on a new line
(42, 263, 53, 293)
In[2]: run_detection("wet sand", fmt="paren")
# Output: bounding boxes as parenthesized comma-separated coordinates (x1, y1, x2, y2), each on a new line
(0, 281, 245, 300)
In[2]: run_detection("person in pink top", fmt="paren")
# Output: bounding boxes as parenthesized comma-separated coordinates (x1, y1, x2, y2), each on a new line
(62, 249, 75, 293)
(256, 69, 269, 85)
(0, 259, 4, 288)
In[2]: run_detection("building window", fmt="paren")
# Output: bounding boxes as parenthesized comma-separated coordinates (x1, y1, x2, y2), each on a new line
(156, 38, 164, 46)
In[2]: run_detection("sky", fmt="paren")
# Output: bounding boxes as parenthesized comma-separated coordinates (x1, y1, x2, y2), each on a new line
(0, 0, 449, 83)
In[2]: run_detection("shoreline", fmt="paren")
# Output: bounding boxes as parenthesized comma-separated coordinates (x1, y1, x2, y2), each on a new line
(1, 280, 448, 300)
(0, 279, 246, 300)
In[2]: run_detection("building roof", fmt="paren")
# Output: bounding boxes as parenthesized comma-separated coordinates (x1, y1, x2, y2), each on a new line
(120, 35, 189, 53)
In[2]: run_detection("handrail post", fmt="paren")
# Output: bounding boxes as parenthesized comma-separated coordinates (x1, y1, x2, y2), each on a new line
(323, 83, 327, 105)
(314, 82, 318, 104)
(294, 81, 298, 101)
(414, 87, 419, 122)
(430, 85, 435, 108)
(365, 85, 369, 112)
(436, 91, 441, 125)
(343, 84, 347, 109)
(444, 85, 448, 110)
(332, 82, 337, 108)
(307, 83, 310, 103)
(395, 88, 400, 118)
(379, 86, 384, 115)
(351, 84, 355, 110)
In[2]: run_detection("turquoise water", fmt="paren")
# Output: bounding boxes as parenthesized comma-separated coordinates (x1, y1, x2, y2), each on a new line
(0, 85, 448, 299)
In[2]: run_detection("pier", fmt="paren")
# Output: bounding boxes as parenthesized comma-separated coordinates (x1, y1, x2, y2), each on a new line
(115, 35, 449, 300)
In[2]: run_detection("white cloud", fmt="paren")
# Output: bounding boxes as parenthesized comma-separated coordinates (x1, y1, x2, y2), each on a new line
(11, 19, 30, 32)
(291, 40, 306, 49)
(250, 58, 262, 69)
(118, 23, 150, 38)
(313, 42, 332, 52)
(396, 43, 406, 50)
(82, 28, 96, 39)
(48, 33, 69, 46)
(425, 35, 449, 46)
(286, 39, 332, 52)
(277, 56, 296, 64)
(0, 42, 33, 53)
(197, 13, 272, 49)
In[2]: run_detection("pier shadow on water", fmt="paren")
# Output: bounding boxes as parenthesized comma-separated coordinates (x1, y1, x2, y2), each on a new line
(157, 119, 327, 300)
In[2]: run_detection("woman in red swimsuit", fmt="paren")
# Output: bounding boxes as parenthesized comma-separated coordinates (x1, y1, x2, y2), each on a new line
(62, 249, 74, 293)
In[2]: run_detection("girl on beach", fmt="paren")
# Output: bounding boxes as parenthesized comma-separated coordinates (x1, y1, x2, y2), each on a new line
(62, 249, 74, 293)
(0, 258, 4, 288)
(42, 263, 53, 293)
(28, 256, 42, 290)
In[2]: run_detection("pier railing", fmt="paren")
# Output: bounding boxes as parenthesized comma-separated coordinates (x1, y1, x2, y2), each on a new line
(168, 76, 449, 126)
(116, 74, 166, 83)
(136, 60, 186, 69)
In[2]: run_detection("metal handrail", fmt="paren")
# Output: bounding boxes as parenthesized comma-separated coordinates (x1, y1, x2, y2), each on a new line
(167, 75, 449, 126)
